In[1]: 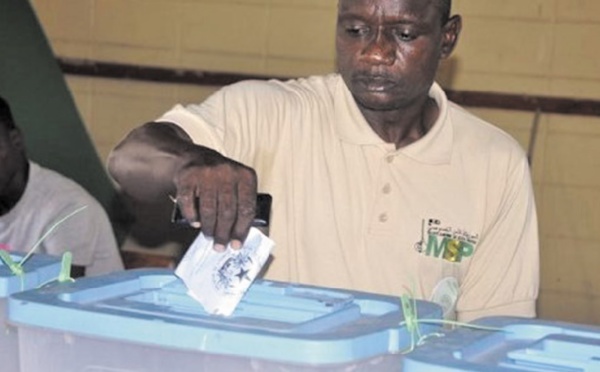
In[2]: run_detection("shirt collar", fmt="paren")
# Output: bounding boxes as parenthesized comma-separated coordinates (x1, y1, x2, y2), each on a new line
(334, 76, 453, 165)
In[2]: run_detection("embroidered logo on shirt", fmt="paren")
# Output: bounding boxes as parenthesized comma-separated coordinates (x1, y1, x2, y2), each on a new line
(414, 219, 478, 263)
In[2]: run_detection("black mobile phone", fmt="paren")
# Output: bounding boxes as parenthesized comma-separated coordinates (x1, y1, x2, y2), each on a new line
(171, 193, 272, 229)
(253, 193, 272, 227)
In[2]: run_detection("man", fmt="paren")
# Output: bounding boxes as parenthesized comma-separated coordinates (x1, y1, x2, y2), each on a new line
(0, 95, 124, 277)
(108, 0, 538, 321)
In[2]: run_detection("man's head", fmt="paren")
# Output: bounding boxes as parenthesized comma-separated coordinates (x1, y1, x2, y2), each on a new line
(0, 95, 28, 206)
(336, 0, 461, 112)
(0, 95, 17, 131)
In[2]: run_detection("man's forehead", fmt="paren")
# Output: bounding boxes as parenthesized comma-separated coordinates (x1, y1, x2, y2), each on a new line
(338, 0, 441, 24)
(338, 0, 437, 16)
(338, 0, 436, 8)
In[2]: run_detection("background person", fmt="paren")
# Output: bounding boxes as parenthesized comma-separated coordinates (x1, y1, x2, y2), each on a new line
(0, 95, 124, 277)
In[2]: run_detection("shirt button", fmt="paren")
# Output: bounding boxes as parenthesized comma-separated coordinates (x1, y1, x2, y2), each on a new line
(379, 213, 388, 223)
(386, 155, 394, 163)
(382, 183, 391, 194)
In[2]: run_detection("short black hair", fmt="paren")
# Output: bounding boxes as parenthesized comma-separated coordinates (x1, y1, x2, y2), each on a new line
(0, 95, 16, 130)
(337, 0, 452, 24)
(438, 0, 452, 24)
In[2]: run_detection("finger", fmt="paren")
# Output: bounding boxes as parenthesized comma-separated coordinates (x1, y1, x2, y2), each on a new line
(197, 186, 218, 239)
(213, 185, 237, 250)
(189, 197, 201, 229)
(230, 172, 257, 249)
(176, 187, 200, 227)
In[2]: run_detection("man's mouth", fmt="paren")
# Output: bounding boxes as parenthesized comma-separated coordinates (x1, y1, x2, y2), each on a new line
(354, 74, 396, 92)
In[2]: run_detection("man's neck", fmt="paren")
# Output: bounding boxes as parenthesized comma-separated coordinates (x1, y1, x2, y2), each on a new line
(360, 97, 439, 149)
(0, 192, 22, 215)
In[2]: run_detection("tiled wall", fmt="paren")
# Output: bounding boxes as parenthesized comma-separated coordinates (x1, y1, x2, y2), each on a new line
(29, 0, 600, 324)
(451, 0, 600, 98)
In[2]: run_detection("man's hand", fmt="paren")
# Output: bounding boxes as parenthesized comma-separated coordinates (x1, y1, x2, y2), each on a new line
(175, 147, 257, 251)
(108, 121, 258, 252)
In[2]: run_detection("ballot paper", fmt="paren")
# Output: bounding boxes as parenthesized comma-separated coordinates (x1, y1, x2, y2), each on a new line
(175, 227, 274, 316)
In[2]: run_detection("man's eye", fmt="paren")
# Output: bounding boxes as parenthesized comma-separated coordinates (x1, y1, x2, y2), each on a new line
(345, 26, 369, 36)
(394, 29, 417, 41)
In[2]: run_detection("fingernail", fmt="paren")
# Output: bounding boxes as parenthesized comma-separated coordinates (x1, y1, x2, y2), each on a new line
(231, 240, 242, 250)
(190, 221, 201, 229)
(214, 243, 226, 252)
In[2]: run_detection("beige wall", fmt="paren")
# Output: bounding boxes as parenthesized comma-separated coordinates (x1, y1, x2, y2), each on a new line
(30, 0, 600, 324)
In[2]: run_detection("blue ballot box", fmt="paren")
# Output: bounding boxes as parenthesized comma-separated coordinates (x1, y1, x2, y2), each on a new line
(402, 316, 600, 371)
(8, 268, 442, 372)
(1, 252, 62, 372)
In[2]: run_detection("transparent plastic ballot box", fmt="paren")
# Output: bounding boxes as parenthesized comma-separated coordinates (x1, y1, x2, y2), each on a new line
(8, 268, 442, 372)
(402, 315, 600, 371)
(1, 251, 62, 372)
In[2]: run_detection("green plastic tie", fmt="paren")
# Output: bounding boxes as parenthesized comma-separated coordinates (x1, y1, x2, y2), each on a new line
(0, 250, 25, 290)
(398, 292, 507, 354)
(58, 251, 75, 283)
(1, 206, 87, 289)
(21, 205, 88, 265)
(0, 250, 23, 277)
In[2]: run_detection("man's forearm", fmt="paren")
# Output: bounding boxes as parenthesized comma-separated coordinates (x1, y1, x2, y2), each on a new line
(107, 121, 196, 201)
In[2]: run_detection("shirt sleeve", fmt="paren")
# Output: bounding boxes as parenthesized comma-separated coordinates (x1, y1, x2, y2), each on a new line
(155, 83, 250, 159)
(157, 102, 228, 155)
(155, 80, 295, 166)
(457, 155, 540, 323)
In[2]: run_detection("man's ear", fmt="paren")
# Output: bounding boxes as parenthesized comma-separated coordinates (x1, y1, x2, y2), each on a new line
(440, 15, 462, 59)
(8, 128, 25, 151)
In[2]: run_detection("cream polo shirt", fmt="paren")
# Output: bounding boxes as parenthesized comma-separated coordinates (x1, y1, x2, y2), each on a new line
(159, 74, 539, 322)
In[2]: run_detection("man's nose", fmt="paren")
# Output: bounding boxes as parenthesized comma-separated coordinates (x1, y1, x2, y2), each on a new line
(361, 29, 396, 65)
